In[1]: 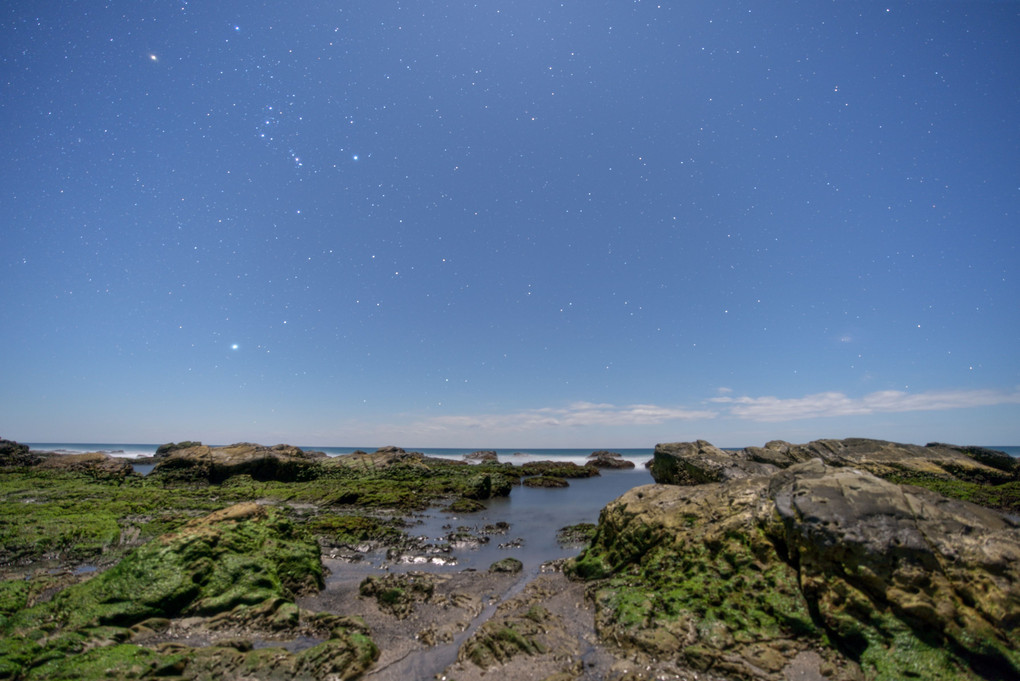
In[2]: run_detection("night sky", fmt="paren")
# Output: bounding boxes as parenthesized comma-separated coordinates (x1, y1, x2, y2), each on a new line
(2, 1, 1018, 447)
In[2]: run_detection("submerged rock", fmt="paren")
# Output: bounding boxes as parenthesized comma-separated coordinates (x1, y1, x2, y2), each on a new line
(570, 439, 1020, 681)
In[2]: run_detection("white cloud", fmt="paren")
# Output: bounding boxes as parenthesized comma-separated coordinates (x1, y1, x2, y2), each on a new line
(710, 388, 1020, 422)
(410, 401, 718, 434)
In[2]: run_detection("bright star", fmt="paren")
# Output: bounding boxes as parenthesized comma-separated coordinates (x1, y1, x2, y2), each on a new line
(231, 344, 239, 350)
(352, 154, 359, 161)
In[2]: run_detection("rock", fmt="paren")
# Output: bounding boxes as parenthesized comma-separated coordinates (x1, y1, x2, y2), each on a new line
(488, 557, 523, 574)
(446, 498, 487, 513)
(331, 446, 436, 470)
(650, 439, 777, 484)
(154, 440, 203, 458)
(1, 503, 372, 680)
(765, 438, 1018, 485)
(36, 451, 136, 480)
(652, 437, 1019, 493)
(359, 572, 438, 619)
(570, 441, 1020, 681)
(458, 577, 576, 671)
(465, 450, 499, 463)
(523, 475, 569, 488)
(927, 442, 1020, 476)
(151, 442, 327, 483)
(556, 523, 598, 546)
(0, 438, 41, 467)
(587, 450, 636, 469)
(519, 460, 600, 478)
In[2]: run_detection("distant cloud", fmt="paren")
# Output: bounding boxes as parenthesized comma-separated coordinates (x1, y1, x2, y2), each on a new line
(414, 401, 718, 434)
(710, 388, 1020, 422)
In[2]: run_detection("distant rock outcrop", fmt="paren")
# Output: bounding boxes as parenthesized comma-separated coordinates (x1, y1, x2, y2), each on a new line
(465, 450, 499, 463)
(151, 442, 327, 483)
(587, 450, 636, 469)
(0, 438, 41, 467)
(37, 451, 136, 480)
(332, 445, 428, 470)
(571, 438, 1020, 680)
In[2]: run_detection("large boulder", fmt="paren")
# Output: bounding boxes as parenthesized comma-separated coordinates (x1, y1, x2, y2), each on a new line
(151, 442, 327, 483)
(571, 440, 1020, 680)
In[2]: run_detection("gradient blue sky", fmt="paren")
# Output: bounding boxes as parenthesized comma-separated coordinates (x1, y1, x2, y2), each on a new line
(2, 1, 1018, 448)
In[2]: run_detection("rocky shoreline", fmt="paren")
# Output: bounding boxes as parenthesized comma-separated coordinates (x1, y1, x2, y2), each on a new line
(1, 437, 1018, 680)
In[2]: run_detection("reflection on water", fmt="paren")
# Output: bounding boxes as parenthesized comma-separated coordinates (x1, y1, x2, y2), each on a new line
(390, 467, 652, 575)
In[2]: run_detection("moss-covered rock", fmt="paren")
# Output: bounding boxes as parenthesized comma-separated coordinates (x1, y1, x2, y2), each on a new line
(519, 461, 600, 479)
(568, 455, 1020, 681)
(489, 557, 523, 574)
(0, 503, 365, 680)
(307, 512, 406, 547)
(152, 443, 327, 483)
(523, 475, 569, 488)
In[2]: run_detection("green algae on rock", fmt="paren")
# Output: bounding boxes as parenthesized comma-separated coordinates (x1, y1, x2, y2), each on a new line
(0, 502, 378, 680)
(569, 443, 1020, 681)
